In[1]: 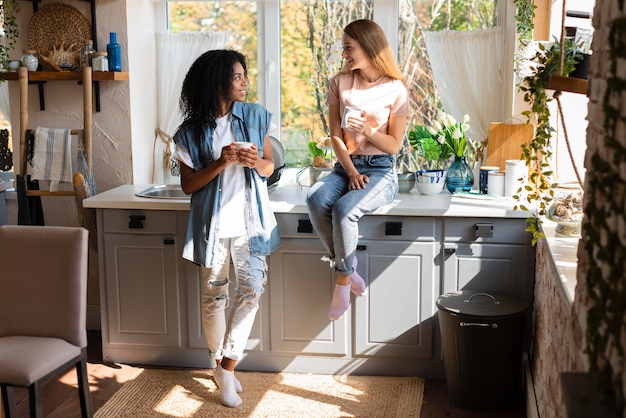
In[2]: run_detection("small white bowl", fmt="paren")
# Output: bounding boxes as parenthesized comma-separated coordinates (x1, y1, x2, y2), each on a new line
(416, 180, 445, 195)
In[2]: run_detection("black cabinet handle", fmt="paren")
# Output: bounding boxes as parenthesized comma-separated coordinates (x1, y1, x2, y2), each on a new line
(385, 221, 402, 236)
(297, 219, 313, 233)
(163, 238, 175, 245)
(128, 215, 146, 229)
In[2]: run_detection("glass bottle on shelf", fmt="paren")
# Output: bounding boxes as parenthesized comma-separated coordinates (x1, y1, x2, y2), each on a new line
(21, 50, 38, 71)
(106, 32, 121, 72)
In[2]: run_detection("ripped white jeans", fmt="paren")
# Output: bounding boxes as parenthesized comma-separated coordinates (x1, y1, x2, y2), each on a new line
(200, 235, 267, 362)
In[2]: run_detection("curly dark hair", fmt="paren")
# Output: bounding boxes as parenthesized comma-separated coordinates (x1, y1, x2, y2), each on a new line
(179, 49, 248, 134)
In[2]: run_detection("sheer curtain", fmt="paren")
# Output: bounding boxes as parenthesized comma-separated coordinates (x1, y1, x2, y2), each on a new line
(152, 31, 228, 184)
(424, 28, 504, 151)
(0, 83, 9, 123)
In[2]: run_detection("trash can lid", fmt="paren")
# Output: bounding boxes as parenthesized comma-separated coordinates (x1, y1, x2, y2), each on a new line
(436, 290, 527, 318)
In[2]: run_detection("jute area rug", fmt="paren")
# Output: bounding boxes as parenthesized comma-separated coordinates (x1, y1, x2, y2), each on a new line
(94, 368, 424, 418)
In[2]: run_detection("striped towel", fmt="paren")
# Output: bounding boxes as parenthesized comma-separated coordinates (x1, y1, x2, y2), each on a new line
(29, 127, 73, 191)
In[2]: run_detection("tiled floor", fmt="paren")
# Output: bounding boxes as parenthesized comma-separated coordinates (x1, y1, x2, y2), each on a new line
(7, 331, 525, 417)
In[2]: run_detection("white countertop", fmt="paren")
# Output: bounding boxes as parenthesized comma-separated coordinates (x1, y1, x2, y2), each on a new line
(82, 181, 579, 303)
(83, 183, 534, 219)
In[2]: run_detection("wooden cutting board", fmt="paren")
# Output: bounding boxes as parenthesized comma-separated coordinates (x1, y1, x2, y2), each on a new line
(485, 123, 536, 171)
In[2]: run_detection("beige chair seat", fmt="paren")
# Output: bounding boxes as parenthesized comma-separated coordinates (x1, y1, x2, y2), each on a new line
(0, 336, 82, 386)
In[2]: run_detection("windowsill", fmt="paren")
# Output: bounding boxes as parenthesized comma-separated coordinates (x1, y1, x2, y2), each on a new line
(541, 219, 579, 305)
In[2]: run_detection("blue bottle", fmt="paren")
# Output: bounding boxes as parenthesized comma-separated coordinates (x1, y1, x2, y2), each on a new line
(107, 32, 121, 72)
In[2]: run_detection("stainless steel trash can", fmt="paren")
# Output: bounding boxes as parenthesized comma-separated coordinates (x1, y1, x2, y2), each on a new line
(436, 290, 528, 409)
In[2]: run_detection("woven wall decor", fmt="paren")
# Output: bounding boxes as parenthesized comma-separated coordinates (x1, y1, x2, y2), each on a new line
(27, 3, 92, 70)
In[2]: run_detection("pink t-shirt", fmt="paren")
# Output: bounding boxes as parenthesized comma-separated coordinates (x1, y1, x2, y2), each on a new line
(327, 71, 408, 155)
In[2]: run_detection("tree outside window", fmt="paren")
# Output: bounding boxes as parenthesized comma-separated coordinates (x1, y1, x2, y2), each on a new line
(168, 0, 496, 171)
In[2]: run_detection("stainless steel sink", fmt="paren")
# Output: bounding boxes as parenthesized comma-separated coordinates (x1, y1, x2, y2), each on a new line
(136, 185, 189, 199)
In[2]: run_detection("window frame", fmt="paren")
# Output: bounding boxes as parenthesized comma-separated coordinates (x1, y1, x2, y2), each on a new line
(157, 0, 517, 143)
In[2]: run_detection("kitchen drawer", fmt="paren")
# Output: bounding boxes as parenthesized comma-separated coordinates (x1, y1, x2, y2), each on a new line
(358, 216, 439, 241)
(275, 213, 439, 241)
(103, 209, 177, 234)
(275, 213, 319, 238)
(443, 217, 529, 244)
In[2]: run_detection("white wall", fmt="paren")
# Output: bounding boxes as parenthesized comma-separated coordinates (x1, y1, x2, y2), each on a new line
(7, 0, 158, 224)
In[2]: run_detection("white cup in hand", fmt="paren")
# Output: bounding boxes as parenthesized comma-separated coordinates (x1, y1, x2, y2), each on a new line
(234, 142, 253, 149)
(341, 106, 363, 131)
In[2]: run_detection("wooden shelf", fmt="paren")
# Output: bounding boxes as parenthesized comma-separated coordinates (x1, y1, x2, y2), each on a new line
(1, 70, 129, 82)
(547, 75, 589, 95)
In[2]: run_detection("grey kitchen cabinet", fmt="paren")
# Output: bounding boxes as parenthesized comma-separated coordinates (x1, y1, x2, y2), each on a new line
(266, 213, 442, 375)
(442, 217, 534, 302)
(268, 215, 349, 356)
(100, 209, 183, 364)
(92, 191, 534, 378)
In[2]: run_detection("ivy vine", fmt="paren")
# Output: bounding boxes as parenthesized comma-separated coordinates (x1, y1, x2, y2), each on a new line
(514, 39, 580, 244)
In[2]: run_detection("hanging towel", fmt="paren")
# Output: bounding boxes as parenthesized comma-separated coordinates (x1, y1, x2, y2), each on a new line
(29, 127, 73, 191)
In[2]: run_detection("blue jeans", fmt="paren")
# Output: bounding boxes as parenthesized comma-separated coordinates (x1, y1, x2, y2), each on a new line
(200, 235, 267, 362)
(306, 154, 398, 275)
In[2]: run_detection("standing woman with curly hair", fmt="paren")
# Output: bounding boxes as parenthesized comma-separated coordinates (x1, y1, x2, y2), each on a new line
(173, 49, 280, 408)
(306, 19, 409, 321)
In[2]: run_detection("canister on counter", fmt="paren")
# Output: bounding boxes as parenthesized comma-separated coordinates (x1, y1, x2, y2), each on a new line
(488, 172, 505, 196)
(479, 165, 499, 194)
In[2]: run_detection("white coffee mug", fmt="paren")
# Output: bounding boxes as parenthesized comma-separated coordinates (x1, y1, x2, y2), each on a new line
(341, 106, 363, 131)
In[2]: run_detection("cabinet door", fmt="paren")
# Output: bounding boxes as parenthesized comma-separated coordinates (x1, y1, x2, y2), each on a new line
(353, 240, 437, 359)
(268, 238, 348, 355)
(102, 233, 181, 348)
(442, 242, 529, 300)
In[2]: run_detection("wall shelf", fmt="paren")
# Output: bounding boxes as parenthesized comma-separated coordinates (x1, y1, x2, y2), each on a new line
(2, 71, 129, 82)
(547, 75, 589, 95)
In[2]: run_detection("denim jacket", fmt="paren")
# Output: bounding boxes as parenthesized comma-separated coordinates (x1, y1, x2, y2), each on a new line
(174, 102, 281, 267)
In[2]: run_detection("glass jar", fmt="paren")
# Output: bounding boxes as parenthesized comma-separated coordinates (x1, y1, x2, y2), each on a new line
(80, 40, 94, 68)
(92, 52, 109, 72)
(21, 50, 38, 71)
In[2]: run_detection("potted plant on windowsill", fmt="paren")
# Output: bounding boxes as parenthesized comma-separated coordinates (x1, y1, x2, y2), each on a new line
(409, 110, 474, 194)
(295, 137, 334, 186)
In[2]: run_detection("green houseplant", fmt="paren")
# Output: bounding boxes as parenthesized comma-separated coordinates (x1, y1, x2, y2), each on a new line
(514, 38, 584, 244)
(1, 0, 20, 74)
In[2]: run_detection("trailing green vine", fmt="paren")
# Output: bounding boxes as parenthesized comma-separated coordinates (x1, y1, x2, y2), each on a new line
(514, 39, 582, 244)
(0, 0, 20, 73)
(512, 0, 535, 81)
(582, 13, 626, 413)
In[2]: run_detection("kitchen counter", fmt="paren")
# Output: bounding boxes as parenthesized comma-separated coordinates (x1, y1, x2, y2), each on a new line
(84, 183, 534, 218)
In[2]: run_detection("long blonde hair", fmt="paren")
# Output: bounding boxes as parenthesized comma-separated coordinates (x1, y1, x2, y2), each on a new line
(342, 19, 405, 84)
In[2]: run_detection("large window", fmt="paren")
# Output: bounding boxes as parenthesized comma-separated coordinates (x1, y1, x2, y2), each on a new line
(165, 0, 504, 170)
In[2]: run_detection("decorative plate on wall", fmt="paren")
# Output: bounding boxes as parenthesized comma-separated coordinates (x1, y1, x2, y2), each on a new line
(27, 3, 92, 71)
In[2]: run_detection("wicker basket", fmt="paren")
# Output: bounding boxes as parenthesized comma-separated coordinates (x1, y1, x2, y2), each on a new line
(27, 3, 92, 71)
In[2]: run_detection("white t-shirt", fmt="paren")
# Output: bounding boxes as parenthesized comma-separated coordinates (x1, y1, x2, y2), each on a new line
(175, 114, 246, 238)
(213, 114, 246, 238)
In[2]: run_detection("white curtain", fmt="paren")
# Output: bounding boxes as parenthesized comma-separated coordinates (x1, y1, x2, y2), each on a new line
(0, 83, 9, 123)
(423, 28, 504, 146)
(152, 31, 228, 184)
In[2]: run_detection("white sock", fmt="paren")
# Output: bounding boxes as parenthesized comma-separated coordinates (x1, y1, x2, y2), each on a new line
(213, 365, 243, 408)
(328, 282, 351, 320)
(233, 373, 243, 393)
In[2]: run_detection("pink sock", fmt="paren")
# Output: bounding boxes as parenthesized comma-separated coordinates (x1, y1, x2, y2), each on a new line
(350, 257, 367, 296)
(328, 282, 351, 320)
